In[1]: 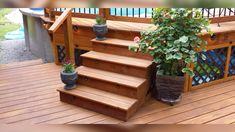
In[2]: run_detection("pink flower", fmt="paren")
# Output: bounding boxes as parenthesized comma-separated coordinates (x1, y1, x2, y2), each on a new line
(134, 36, 140, 43)
(64, 58, 70, 64)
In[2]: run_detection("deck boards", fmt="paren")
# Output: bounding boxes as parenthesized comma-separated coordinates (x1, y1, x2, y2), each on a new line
(0, 61, 235, 124)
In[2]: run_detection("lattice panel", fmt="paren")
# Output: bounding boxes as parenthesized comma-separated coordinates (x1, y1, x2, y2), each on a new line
(57, 45, 66, 63)
(192, 48, 227, 86)
(229, 46, 235, 76)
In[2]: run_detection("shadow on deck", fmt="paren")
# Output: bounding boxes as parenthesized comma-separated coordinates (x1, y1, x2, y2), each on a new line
(0, 60, 235, 124)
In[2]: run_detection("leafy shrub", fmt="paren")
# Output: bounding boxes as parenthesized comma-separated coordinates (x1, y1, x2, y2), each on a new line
(129, 8, 212, 77)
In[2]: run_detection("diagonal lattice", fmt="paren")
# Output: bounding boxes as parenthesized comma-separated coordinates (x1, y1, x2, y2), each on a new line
(57, 45, 66, 63)
(229, 46, 235, 76)
(192, 48, 227, 86)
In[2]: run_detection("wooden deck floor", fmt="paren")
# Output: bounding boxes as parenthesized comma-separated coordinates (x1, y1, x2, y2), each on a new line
(0, 61, 235, 124)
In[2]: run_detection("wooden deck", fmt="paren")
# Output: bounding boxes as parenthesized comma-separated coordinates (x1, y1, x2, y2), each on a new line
(0, 60, 235, 124)
(43, 16, 235, 34)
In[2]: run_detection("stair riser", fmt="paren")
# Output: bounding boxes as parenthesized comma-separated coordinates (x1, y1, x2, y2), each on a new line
(82, 57, 149, 78)
(59, 92, 131, 121)
(77, 75, 140, 99)
(137, 81, 150, 99)
(93, 42, 152, 60)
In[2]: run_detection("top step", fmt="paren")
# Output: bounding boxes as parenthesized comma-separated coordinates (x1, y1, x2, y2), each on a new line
(81, 51, 152, 69)
(91, 38, 152, 60)
(91, 38, 138, 47)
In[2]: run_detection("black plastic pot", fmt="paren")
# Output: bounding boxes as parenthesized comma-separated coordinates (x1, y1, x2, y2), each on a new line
(60, 70, 78, 90)
(93, 24, 108, 40)
(155, 75, 185, 106)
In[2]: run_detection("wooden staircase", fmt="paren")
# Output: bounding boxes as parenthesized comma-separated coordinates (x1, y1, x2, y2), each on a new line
(44, 8, 153, 121)
(57, 38, 153, 121)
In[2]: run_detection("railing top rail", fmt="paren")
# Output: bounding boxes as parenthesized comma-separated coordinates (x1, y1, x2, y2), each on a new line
(48, 8, 73, 33)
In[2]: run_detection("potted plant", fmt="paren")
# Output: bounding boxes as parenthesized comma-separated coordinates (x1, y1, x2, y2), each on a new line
(93, 15, 107, 40)
(129, 8, 212, 105)
(60, 59, 78, 90)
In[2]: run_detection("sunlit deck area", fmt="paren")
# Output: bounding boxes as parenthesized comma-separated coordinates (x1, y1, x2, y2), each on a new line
(0, 60, 234, 124)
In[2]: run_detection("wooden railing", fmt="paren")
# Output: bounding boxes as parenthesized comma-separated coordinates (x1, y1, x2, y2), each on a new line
(49, 8, 235, 24)
(202, 8, 235, 23)
(48, 8, 74, 64)
(53, 8, 99, 19)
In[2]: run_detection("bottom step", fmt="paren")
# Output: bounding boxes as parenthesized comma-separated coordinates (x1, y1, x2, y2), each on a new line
(57, 85, 138, 121)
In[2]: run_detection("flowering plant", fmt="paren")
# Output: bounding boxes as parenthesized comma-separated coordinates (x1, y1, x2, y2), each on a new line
(62, 58, 75, 73)
(134, 36, 140, 43)
(129, 8, 212, 77)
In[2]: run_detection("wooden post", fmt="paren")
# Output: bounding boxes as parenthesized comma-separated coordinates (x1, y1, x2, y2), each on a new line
(49, 8, 56, 21)
(99, 8, 110, 20)
(184, 74, 190, 93)
(184, 63, 193, 92)
(49, 33, 59, 65)
(63, 13, 75, 64)
(224, 45, 232, 78)
(48, 8, 73, 65)
(188, 63, 194, 91)
(44, 8, 49, 17)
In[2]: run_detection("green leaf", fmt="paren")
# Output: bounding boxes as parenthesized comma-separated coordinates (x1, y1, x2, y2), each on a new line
(181, 48, 189, 53)
(175, 53, 183, 60)
(154, 58, 162, 63)
(185, 58, 192, 64)
(179, 36, 189, 43)
(128, 45, 138, 52)
(174, 40, 180, 44)
(182, 68, 195, 77)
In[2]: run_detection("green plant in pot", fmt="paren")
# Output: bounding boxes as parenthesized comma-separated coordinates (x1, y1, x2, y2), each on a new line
(60, 59, 78, 90)
(93, 15, 108, 40)
(129, 8, 212, 105)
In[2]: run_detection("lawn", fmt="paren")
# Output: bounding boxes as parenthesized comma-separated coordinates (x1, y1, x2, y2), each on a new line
(0, 9, 20, 40)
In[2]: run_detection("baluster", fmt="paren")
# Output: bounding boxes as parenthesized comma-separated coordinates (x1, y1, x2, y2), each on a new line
(49, 8, 55, 21)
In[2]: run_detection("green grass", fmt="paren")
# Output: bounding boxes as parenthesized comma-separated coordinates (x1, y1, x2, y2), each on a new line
(0, 8, 20, 40)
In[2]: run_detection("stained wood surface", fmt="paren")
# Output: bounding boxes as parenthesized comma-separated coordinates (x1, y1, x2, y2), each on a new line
(81, 51, 152, 69)
(0, 59, 43, 70)
(91, 38, 138, 47)
(57, 85, 137, 110)
(0, 61, 235, 124)
(48, 8, 72, 33)
(77, 66, 146, 88)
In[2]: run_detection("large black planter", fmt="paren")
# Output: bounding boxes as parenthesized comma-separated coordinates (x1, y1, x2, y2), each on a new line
(93, 24, 108, 40)
(155, 75, 185, 105)
(60, 70, 78, 90)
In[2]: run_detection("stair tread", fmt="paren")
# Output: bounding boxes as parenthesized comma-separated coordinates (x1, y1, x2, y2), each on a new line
(91, 38, 138, 47)
(81, 51, 152, 68)
(77, 66, 146, 88)
(57, 85, 137, 110)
